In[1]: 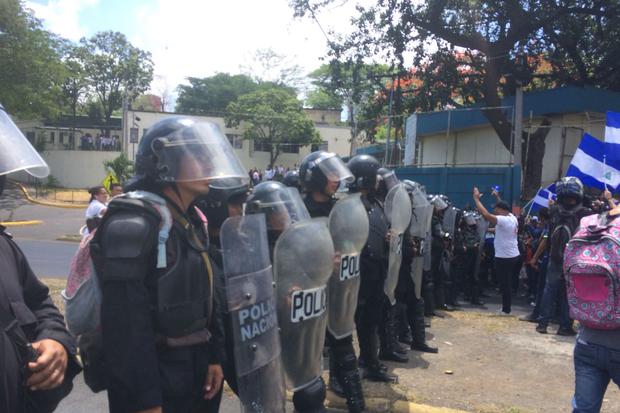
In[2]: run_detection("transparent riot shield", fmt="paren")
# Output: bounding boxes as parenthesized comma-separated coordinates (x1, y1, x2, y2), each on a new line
(409, 187, 433, 298)
(220, 214, 286, 413)
(274, 218, 335, 391)
(384, 183, 412, 305)
(442, 205, 459, 236)
(327, 193, 369, 339)
(473, 214, 489, 281)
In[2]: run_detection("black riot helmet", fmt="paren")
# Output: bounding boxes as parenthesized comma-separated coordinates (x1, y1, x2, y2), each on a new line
(299, 151, 353, 194)
(245, 181, 310, 237)
(126, 117, 248, 191)
(555, 176, 584, 209)
(346, 154, 381, 192)
(282, 170, 301, 192)
(196, 178, 249, 230)
(0, 103, 49, 196)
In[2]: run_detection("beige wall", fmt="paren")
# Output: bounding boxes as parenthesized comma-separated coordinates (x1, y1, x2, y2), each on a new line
(39, 150, 121, 188)
(125, 110, 351, 170)
(419, 112, 606, 186)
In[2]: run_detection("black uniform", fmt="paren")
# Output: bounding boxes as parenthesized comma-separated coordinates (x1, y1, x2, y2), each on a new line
(424, 214, 445, 314)
(453, 223, 480, 303)
(95, 196, 225, 412)
(356, 195, 389, 371)
(0, 226, 80, 413)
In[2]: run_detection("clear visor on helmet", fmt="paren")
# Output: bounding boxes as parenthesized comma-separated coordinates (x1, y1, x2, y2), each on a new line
(431, 195, 448, 211)
(152, 121, 248, 184)
(316, 153, 354, 184)
(248, 187, 310, 232)
(381, 170, 399, 192)
(0, 108, 49, 178)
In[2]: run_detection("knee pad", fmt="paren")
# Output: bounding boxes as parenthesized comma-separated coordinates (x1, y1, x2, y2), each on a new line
(293, 376, 326, 413)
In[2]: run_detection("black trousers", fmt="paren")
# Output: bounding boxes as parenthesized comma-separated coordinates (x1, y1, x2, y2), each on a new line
(494, 256, 521, 313)
(355, 258, 384, 366)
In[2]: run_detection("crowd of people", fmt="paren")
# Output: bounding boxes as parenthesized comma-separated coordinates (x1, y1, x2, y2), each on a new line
(248, 164, 298, 186)
(79, 134, 121, 151)
(1, 106, 618, 413)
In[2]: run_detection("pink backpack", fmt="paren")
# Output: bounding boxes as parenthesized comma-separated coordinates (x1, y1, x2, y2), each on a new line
(563, 213, 620, 330)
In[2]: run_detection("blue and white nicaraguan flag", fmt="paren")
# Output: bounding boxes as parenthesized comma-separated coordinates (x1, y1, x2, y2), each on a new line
(566, 133, 620, 191)
(605, 111, 620, 161)
(530, 185, 556, 212)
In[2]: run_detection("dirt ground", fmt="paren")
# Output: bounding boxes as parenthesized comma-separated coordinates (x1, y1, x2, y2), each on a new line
(42, 278, 620, 413)
(355, 309, 620, 413)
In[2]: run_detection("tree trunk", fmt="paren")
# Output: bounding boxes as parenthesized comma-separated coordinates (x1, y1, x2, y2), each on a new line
(522, 119, 551, 200)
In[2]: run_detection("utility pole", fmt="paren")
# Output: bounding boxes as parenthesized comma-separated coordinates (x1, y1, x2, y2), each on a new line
(514, 83, 523, 169)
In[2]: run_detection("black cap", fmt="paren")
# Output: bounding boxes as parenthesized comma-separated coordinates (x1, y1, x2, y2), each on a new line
(493, 200, 511, 212)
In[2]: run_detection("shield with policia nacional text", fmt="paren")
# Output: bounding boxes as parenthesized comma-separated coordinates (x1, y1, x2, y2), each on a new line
(274, 218, 335, 390)
(384, 183, 413, 305)
(221, 214, 286, 413)
(327, 193, 369, 339)
(409, 185, 433, 299)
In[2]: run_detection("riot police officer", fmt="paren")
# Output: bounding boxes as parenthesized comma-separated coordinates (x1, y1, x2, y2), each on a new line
(299, 151, 366, 412)
(375, 168, 409, 364)
(246, 181, 333, 413)
(196, 178, 250, 396)
(282, 169, 302, 192)
(454, 212, 484, 306)
(347, 155, 397, 383)
(93, 118, 248, 412)
(0, 104, 81, 413)
(425, 195, 448, 316)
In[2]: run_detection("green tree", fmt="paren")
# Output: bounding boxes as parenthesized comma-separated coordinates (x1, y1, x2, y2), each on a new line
(292, 0, 620, 198)
(60, 42, 89, 137)
(80, 31, 153, 134)
(226, 87, 320, 167)
(305, 88, 343, 110)
(176, 73, 258, 114)
(104, 153, 134, 183)
(0, 0, 66, 119)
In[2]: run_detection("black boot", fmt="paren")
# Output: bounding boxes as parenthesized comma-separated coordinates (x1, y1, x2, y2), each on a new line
(397, 302, 413, 345)
(363, 362, 398, 383)
(329, 349, 345, 397)
(292, 376, 327, 413)
(333, 348, 366, 413)
(379, 303, 409, 363)
(410, 296, 438, 354)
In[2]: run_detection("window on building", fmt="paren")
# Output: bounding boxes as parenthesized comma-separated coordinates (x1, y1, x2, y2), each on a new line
(415, 141, 423, 165)
(60, 132, 66, 144)
(253, 140, 272, 152)
(311, 141, 329, 152)
(281, 143, 301, 154)
(226, 133, 243, 149)
(25, 131, 35, 144)
(49, 132, 55, 143)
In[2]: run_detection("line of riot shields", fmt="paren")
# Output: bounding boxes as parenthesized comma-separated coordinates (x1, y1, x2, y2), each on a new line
(216, 161, 489, 413)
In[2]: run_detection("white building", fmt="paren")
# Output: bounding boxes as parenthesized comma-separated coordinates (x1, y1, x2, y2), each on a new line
(16, 109, 351, 188)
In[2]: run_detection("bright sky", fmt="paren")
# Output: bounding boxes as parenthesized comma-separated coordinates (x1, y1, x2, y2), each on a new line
(25, 0, 371, 104)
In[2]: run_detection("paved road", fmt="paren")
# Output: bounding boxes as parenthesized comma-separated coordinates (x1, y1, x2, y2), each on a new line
(14, 238, 77, 278)
(55, 374, 245, 413)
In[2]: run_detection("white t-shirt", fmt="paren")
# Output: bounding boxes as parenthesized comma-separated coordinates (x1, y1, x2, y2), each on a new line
(494, 213, 519, 258)
(85, 200, 107, 219)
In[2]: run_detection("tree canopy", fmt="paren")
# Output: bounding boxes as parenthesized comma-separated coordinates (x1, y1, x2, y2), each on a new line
(292, 0, 620, 197)
(176, 73, 259, 114)
(0, 0, 66, 119)
(79, 31, 154, 131)
(226, 87, 320, 167)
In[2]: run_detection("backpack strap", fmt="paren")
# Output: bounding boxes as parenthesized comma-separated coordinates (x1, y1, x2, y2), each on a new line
(124, 191, 173, 269)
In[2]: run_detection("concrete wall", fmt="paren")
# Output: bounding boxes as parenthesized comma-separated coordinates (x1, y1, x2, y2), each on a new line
(39, 150, 121, 188)
(419, 112, 606, 187)
(125, 110, 351, 170)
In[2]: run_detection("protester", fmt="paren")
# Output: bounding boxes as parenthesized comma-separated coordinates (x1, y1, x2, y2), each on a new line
(473, 187, 520, 315)
(109, 183, 123, 198)
(85, 186, 108, 232)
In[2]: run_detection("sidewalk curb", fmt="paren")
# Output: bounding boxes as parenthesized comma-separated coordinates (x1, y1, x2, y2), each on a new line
(291, 391, 471, 413)
(0, 220, 43, 227)
(12, 181, 87, 209)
